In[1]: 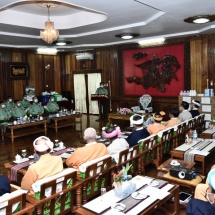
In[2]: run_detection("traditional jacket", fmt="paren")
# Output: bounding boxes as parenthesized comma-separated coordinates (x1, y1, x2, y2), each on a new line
(178, 110, 192, 122)
(66, 142, 109, 170)
(21, 153, 63, 195)
(46, 101, 59, 113)
(165, 118, 181, 128)
(147, 123, 166, 135)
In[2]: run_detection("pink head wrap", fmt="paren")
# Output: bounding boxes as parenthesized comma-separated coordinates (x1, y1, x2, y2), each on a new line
(102, 126, 122, 139)
(33, 136, 54, 152)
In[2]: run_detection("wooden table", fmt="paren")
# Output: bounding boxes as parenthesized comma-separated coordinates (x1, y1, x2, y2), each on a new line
(1, 120, 47, 144)
(47, 113, 82, 134)
(199, 129, 215, 139)
(157, 158, 195, 173)
(170, 139, 215, 175)
(76, 183, 180, 215)
(108, 113, 131, 124)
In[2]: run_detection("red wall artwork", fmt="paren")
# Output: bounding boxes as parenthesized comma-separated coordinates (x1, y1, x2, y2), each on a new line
(123, 44, 184, 97)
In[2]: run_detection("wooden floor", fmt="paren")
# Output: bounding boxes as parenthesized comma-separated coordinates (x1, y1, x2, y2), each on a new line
(1, 114, 213, 215)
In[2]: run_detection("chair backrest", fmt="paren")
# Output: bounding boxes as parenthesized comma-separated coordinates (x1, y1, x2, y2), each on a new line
(0, 189, 27, 215)
(79, 155, 112, 179)
(117, 145, 139, 176)
(28, 168, 78, 215)
(77, 155, 113, 204)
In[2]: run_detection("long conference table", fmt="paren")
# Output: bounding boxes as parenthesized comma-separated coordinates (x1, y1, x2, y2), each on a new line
(170, 138, 215, 175)
(75, 176, 180, 215)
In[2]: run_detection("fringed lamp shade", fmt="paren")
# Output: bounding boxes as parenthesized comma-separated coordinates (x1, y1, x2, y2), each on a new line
(40, 20, 59, 44)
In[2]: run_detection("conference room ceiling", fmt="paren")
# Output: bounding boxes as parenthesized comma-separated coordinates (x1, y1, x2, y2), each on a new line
(0, 0, 215, 52)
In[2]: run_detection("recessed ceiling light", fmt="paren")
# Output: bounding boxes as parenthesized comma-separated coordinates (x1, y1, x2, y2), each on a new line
(37, 48, 57, 55)
(115, 33, 139, 40)
(53, 40, 72, 46)
(138, 38, 165, 45)
(184, 15, 215, 24)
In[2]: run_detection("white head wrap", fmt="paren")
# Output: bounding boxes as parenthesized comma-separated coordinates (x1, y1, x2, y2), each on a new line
(33, 136, 53, 152)
(130, 114, 143, 126)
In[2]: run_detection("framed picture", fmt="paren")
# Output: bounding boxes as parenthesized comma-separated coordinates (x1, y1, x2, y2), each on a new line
(8, 62, 30, 79)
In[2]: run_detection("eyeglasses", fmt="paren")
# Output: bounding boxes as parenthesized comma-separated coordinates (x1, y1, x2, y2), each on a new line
(206, 192, 215, 205)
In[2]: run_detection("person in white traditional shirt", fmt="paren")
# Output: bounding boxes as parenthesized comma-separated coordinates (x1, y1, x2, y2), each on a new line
(102, 125, 129, 163)
(11, 101, 26, 119)
(178, 101, 192, 122)
(46, 96, 59, 113)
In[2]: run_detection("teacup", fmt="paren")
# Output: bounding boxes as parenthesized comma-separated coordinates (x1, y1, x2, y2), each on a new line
(40, 116, 43, 120)
(15, 154, 21, 161)
(59, 142, 64, 148)
(13, 121, 17, 125)
(73, 111, 76, 114)
(56, 113, 59, 117)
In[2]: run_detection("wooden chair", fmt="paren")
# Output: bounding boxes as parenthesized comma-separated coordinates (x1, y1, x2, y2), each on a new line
(77, 155, 113, 204)
(115, 145, 140, 177)
(138, 134, 158, 174)
(171, 125, 179, 149)
(0, 186, 34, 215)
(26, 168, 79, 215)
(199, 114, 206, 134)
(178, 122, 187, 145)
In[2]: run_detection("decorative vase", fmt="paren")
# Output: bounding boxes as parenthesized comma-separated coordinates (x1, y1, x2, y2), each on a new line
(113, 181, 136, 199)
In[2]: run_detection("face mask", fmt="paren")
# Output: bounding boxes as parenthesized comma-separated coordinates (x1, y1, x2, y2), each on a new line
(100, 85, 104, 88)
(17, 103, 21, 107)
(2, 105, 5, 108)
(24, 97, 27, 100)
(9, 99, 12, 102)
(206, 192, 215, 205)
(34, 99, 38, 103)
(51, 99, 54, 102)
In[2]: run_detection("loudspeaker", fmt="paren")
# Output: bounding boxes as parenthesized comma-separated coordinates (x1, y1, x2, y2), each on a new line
(170, 167, 196, 180)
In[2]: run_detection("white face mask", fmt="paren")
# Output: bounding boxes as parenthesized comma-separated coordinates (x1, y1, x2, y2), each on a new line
(100, 85, 104, 88)
(17, 103, 21, 107)
(34, 99, 38, 103)
(24, 97, 27, 100)
(2, 104, 5, 108)
(206, 192, 215, 205)
(9, 99, 12, 102)
(51, 99, 54, 102)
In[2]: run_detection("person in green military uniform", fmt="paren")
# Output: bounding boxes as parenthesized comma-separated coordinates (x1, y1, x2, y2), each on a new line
(46, 96, 59, 113)
(11, 101, 26, 119)
(28, 96, 44, 116)
(20, 94, 30, 109)
(0, 102, 12, 132)
(5, 96, 16, 111)
(95, 82, 108, 120)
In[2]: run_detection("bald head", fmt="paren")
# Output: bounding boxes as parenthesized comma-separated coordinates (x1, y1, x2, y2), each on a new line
(84, 127, 97, 142)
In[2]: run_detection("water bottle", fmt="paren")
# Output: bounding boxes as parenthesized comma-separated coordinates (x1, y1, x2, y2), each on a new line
(193, 130, 198, 141)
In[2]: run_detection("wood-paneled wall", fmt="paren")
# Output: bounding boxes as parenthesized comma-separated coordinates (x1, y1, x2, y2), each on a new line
(1, 34, 215, 116)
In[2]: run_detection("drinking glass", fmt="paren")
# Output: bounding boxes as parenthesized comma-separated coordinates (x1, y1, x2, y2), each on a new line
(101, 188, 106, 201)
(22, 149, 27, 158)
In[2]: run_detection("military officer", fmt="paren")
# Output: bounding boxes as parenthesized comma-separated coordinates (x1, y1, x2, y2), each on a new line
(11, 101, 26, 119)
(28, 97, 44, 116)
(46, 96, 59, 113)
(5, 96, 16, 111)
(20, 94, 30, 109)
(0, 102, 12, 124)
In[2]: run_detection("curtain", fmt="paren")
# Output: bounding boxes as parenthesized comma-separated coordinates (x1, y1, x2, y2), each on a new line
(74, 74, 87, 113)
(88, 73, 101, 114)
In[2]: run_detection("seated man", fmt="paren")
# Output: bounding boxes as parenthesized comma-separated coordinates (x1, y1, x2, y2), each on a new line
(27, 96, 44, 116)
(187, 169, 215, 215)
(194, 165, 215, 201)
(147, 111, 166, 135)
(102, 125, 129, 162)
(164, 107, 181, 128)
(5, 96, 16, 111)
(21, 136, 63, 195)
(20, 94, 30, 109)
(66, 127, 109, 170)
(178, 101, 192, 122)
(126, 114, 150, 147)
(0, 175, 10, 196)
(0, 102, 11, 123)
(190, 100, 200, 118)
(11, 101, 26, 119)
(46, 96, 59, 113)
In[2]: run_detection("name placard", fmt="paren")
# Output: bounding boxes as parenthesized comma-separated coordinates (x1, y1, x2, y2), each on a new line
(182, 97, 191, 103)
(201, 97, 211, 104)
(202, 105, 211, 112)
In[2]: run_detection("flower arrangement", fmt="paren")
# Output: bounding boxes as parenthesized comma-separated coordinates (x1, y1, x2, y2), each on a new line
(119, 108, 132, 115)
(113, 164, 132, 187)
(186, 130, 193, 138)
